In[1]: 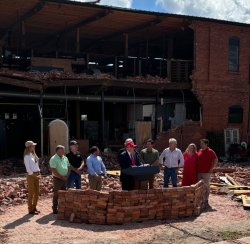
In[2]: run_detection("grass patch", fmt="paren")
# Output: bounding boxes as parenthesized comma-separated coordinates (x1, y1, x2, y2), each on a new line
(220, 230, 241, 240)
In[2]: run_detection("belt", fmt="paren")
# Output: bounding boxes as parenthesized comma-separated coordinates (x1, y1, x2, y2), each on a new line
(33, 171, 40, 174)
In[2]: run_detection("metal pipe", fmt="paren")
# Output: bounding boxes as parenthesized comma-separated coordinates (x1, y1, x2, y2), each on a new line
(0, 91, 195, 104)
(0, 91, 156, 103)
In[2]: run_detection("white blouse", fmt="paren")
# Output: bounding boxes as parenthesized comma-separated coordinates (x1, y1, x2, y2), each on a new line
(24, 153, 40, 175)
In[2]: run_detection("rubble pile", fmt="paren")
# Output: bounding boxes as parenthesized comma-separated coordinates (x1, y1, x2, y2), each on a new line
(0, 159, 26, 176)
(210, 164, 250, 186)
(0, 69, 169, 84)
(210, 163, 250, 209)
(0, 176, 54, 213)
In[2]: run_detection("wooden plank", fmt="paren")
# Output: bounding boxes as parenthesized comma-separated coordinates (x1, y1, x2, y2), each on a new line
(242, 195, 250, 208)
(219, 176, 232, 185)
(107, 170, 120, 176)
(225, 173, 243, 186)
(135, 121, 152, 149)
(228, 190, 250, 195)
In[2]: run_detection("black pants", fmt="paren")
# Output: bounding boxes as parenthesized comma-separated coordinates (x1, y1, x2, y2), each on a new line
(120, 173, 135, 191)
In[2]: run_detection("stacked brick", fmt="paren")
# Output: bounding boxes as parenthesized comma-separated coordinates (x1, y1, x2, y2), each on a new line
(57, 181, 206, 225)
(193, 180, 207, 216)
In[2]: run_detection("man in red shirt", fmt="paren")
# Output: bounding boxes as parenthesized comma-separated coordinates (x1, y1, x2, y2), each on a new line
(197, 139, 218, 207)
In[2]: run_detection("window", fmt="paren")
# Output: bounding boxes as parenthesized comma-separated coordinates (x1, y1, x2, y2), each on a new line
(228, 105, 243, 123)
(228, 37, 240, 72)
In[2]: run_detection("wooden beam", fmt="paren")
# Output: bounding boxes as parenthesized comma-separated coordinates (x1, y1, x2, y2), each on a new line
(1, 1, 45, 41)
(40, 10, 110, 47)
(85, 18, 161, 51)
(42, 78, 191, 90)
(0, 76, 42, 90)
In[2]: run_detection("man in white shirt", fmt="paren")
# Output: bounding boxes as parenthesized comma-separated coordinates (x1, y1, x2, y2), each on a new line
(159, 138, 184, 188)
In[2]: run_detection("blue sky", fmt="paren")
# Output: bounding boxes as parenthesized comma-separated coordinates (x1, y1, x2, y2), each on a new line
(92, 0, 250, 24)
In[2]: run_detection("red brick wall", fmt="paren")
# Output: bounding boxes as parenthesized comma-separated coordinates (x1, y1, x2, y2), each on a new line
(191, 21, 250, 142)
(154, 121, 204, 152)
(57, 181, 206, 225)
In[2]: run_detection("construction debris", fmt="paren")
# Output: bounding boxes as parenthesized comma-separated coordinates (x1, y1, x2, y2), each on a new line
(210, 164, 250, 209)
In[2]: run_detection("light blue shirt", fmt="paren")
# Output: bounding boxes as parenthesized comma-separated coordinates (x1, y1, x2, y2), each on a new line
(86, 154, 107, 176)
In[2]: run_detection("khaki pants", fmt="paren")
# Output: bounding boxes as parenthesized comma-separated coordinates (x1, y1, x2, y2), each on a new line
(198, 173, 211, 202)
(27, 174, 39, 212)
(53, 177, 66, 211)
(88, 174, 102, 191)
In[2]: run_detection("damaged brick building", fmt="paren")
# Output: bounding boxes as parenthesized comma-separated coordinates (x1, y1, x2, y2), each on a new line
(0, 0, 249, 159)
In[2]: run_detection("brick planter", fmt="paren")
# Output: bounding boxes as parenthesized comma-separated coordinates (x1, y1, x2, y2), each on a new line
(57, 180, 206, 225)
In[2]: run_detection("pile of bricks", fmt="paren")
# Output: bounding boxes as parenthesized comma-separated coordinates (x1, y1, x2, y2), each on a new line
(0, 159, 26, 176)
(57, 181, 206, 225)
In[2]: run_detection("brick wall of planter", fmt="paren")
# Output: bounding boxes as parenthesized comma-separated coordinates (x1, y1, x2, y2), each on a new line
(57, 180, 206, 224)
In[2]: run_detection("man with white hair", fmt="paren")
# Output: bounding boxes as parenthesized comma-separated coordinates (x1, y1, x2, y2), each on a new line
(159, 138, 184, 188)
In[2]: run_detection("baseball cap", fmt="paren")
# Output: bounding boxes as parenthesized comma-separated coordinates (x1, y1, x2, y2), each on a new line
(25, 141, 37, 147)
(69, 140, 78, 146)
(125, 141, 136, 148)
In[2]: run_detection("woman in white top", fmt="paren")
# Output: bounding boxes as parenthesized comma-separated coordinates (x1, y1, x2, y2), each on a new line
(23, 140, 40, 214)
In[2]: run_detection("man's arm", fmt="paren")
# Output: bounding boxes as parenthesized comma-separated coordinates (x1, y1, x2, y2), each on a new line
(86, 158, 98, 176)
(159, 150, 165, 165)
(100, 159, 107, 176)
(78, 160, 85, 170)
(209, 157, 218, 172)
(152, 151, 160, 166)
(178, 151, 184, 168)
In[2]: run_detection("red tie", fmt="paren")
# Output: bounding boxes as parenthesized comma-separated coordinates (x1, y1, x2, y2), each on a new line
(130, 153, 135, 166)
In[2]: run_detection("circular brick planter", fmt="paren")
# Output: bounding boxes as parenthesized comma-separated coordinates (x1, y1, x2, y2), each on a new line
(57, 180, 206, 225)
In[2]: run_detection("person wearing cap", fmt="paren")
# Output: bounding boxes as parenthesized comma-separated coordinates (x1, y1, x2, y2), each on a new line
(86, 146, 107, 191)
(66, 140, 85, 189)
(159, 138, 184, 188)
(49, 145, 70, 214)
(118, 138, 134, 155)
(23, 140, 40, 214)
(118, 139, 142, 190)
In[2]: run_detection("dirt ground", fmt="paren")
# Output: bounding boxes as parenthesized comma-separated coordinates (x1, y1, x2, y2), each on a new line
(0, 193, 250, 244)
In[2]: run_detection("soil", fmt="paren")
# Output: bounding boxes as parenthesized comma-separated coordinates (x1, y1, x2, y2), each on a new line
(0, 194, 249, 244)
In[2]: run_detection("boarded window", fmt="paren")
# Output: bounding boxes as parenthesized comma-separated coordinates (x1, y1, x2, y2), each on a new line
(228, 105, 243, 123)
(228, 37, 240, 72)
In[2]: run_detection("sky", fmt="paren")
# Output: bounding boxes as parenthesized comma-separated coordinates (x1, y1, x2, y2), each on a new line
(74, 0, 250, 24)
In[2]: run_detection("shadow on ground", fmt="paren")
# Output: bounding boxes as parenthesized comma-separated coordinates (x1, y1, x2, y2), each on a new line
(3, 214, 33, 229)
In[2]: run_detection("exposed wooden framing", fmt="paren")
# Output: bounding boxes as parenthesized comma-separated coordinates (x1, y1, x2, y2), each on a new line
(76, 101, 80, 138)
(0, 75, 42, 90)
(154, 92, 159, 139)
(101, 89, 105, 148)
(124, 33, 128, 57)
(167, 37, 173, 80)
(114, 56, 118, 78)
(85, 18, 161, 51)
(76, 27, 80, 53)
(21, 21, 25, 48)
(41, 10, 110, 47)
(1, 1, 45, 41)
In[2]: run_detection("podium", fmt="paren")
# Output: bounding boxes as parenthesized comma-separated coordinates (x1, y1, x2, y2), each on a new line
(121, 165, 160, 182)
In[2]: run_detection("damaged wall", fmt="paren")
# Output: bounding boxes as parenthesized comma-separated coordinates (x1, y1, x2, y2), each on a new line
(191, 21, 250, 142)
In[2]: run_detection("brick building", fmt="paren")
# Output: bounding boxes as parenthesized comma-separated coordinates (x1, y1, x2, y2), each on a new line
(0, 0, 249, 159)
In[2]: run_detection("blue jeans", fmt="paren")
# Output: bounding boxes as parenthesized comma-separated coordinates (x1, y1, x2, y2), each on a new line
(67, 171, 81, 189)
(164, 167, 177, 188)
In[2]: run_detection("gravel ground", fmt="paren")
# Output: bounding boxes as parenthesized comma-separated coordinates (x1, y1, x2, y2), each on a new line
(0, 194, 250, 244)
